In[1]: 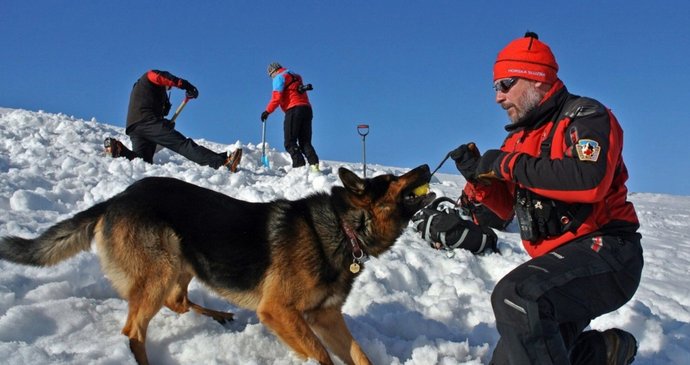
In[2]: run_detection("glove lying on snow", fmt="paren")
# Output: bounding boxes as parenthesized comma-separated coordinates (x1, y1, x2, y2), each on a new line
(412, 197, 498, 254)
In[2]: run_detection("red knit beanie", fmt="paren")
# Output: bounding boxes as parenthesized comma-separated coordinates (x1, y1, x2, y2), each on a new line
(493, 32, 558, 83)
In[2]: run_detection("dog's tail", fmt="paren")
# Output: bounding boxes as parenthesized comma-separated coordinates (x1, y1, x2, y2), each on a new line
(0, 201, 109, 266)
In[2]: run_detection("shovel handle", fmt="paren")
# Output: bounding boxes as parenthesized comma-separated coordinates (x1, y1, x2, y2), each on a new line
(261, 120, 267, 155)
(170, 97, 190, 124)
(154, 97, 190, 153)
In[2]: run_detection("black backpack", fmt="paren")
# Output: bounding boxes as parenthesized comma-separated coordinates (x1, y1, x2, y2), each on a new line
(412, 197, 499, 254)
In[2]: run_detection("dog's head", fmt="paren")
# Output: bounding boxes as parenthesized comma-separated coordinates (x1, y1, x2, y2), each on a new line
(337, 164, 436, 256)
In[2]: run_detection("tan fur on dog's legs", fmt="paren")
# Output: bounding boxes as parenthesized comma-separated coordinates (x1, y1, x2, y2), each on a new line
(306, 307, 372, 365)
(121, 280, 169, 365)
(119, 248, 179, 365)
(122, 298, 151, 365)
(257, 299, 333, 365)
(188, 301, 234, 323)
(164, 273, 234, 323)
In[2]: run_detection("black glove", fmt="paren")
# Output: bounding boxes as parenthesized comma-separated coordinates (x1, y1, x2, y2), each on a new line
(261, 111, 270, 122)
(412, 205, 497, 254)
(475, 149, 506, 181)
(179, 79, 199, 99)
(449, 143, 481, 181)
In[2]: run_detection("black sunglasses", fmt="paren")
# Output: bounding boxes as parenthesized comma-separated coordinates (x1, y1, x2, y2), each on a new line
(493, 77, 518, 93)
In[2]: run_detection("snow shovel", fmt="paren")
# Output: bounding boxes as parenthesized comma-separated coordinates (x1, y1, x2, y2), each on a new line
(261, 120, 270, 168)
(170, 96, 190, 124)
(155, 97, 190, 153)
(357, 124, 369, 177)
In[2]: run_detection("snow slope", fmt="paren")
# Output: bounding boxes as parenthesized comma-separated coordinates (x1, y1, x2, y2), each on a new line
(0, 108, 688, 364)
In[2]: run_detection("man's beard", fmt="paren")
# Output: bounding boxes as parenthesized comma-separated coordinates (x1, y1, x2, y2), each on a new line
(510, 86, 543, 123)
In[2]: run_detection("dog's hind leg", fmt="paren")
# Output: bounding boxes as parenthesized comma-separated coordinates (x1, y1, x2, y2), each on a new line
(257, 299, 334, 365)
(121, 277, 171, 365)
(119, 250, 180, 365)
(164, 272, 234, 324)
(188, 301, 234, 324)
(306, 307, 372, 365)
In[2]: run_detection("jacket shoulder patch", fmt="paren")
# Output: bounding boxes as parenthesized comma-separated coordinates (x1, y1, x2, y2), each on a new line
(576, 139, 601, 162)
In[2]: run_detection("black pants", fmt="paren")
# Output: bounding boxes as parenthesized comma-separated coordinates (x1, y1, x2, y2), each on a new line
(124, 119, 226, 168)
(283, 105, 319, 167)
(489, 234, 643, 364)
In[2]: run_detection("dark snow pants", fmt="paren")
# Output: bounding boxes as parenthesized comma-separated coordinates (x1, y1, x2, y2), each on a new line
(489, 234, 643, 365)
(283, 105, 319, 167)
(125, 118, 226, 168)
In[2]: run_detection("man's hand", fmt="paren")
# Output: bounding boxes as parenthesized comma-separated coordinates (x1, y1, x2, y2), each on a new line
(179, 79, 199, 99)
(261, 111, 270, 122)
(450, 143, 481, 181)
(475, 149, 506, 181)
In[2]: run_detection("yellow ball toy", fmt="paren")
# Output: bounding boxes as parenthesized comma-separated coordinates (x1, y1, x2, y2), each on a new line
(412, 183, 429, 196)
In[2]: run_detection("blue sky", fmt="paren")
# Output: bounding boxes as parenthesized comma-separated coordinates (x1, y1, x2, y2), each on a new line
(3, 1, 688, 195)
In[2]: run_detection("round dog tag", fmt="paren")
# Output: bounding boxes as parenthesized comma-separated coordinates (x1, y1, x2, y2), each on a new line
(349, 262, 361, 273)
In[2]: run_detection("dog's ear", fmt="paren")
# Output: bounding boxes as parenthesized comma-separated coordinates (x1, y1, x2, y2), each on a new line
(338, 167, 366, 195)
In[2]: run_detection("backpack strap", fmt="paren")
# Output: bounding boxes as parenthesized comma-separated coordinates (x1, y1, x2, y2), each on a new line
(540, 105, 583, 158)
(284, 72, 303, 91)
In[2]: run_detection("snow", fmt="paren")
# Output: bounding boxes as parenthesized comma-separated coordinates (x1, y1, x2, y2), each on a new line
(0, 107, 688, 364)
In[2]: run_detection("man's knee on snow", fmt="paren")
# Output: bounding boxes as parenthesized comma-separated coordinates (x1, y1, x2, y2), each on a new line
(491, 277, 535, 328)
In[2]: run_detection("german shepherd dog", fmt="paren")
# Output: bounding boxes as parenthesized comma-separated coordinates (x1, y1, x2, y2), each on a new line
(0, 165, 434, 365)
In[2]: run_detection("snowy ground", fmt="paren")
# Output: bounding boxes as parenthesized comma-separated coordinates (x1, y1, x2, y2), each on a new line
(0, 108, 688, 364)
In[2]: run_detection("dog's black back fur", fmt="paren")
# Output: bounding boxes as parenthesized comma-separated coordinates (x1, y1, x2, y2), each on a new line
(108, 177, 377, 292)
(105, 177, 275, 290)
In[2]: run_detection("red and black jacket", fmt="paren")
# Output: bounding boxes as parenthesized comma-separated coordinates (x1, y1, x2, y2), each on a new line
(469, 80, 639, 257)
(126, 70, 186, 132)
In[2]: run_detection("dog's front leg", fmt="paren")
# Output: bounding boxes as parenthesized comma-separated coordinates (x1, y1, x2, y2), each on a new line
(305, 307, 372, 365)
(257, 301, 334, 365)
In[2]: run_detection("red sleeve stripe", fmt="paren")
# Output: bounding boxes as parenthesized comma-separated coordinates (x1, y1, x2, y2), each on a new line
(146, 70, 178, 88)
(500, 152, 521, 181)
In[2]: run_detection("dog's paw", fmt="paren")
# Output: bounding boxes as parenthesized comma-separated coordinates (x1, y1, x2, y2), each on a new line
(213, 312, 234, 325)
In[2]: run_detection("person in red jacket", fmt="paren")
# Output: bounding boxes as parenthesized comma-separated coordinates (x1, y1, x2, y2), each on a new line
(104, 70, 242, 172)
(451, 32, 643, 364)
(261, 62, 320, 171)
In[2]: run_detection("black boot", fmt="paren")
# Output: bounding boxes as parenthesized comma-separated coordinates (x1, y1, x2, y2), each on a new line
(603, 328, 637, 365)
(104, 138, 123, 158)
